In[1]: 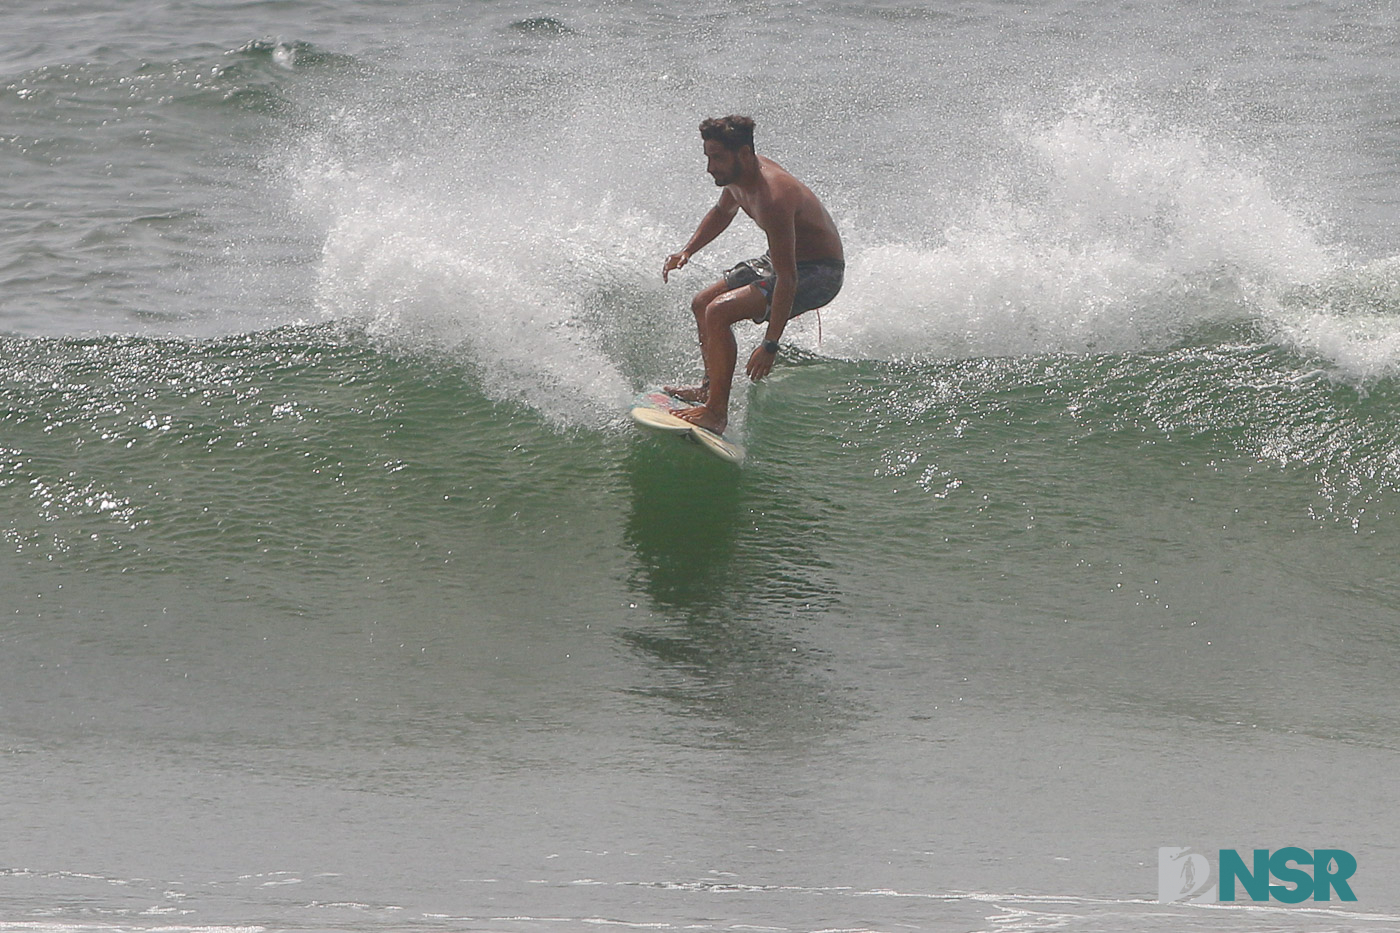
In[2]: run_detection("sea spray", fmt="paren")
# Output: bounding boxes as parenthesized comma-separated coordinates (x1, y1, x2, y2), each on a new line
(825, 94, 1343, 362)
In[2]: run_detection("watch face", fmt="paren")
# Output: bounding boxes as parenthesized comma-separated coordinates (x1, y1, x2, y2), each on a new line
(764, 340, 780, 353)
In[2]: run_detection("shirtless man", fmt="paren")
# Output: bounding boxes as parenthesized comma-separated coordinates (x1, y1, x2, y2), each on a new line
(662, 115, 844, 435)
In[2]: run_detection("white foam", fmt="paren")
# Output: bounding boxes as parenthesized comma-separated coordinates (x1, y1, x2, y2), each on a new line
(816, 96, 1351, 363)
(290, 82, 1400, 406)
(284, 70, 695, 429)
(299, 157, 649, 425)
(1263, 255, 1400, 382)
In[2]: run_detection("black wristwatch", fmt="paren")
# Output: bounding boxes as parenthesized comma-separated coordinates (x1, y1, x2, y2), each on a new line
(762, 340, 780, 355)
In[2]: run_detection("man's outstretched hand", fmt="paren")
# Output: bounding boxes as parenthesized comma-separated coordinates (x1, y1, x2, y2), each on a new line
(746, 343, 776, 382)
(662, 251, 689, 283)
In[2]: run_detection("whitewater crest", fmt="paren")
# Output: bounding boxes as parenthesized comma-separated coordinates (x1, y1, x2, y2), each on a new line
(823, 96, 1356, 365)
(296, 145, 669, 427)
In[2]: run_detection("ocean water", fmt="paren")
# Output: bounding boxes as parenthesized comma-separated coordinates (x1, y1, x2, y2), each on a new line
(4, 1, 1400, 931)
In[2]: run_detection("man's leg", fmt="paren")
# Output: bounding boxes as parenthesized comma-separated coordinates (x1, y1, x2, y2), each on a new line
(666, 279, 732, 402)
(676, 284, 768, 434)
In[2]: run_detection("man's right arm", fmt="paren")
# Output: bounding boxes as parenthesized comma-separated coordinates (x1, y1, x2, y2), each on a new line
(663, 193, 739, 282)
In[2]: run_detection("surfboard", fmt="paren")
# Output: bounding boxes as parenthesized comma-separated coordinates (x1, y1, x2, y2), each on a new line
(629, 388, 746, 465)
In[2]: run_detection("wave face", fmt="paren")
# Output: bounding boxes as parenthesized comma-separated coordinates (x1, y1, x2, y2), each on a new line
(3, 324, 1400, 564)
(5, 2, 1400, 933)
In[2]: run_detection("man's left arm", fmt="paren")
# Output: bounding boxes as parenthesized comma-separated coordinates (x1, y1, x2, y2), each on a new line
(746, 207, 797, 382)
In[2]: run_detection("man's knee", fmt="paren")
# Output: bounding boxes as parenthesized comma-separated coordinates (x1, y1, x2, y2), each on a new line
(692, 281, 730, 316)
(698, 300, 723, 333)
(714, 285, 766, 325)
(693, 284, 763, 330)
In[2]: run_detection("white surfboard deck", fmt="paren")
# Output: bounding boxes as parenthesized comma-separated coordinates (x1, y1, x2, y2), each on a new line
(629, 389, 746, 465)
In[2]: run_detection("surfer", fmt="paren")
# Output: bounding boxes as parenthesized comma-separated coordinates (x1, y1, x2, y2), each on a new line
(662, 115, 844, 435)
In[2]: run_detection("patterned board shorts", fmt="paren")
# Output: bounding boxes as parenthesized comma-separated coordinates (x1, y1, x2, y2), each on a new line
(723, 253, 845, 323)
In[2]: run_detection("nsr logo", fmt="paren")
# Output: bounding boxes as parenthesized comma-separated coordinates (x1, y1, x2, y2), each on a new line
(1159, 847, 1357, 903)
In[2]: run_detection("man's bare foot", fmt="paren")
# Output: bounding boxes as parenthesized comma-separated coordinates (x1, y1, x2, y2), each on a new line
(676, 404, 727, 435)
(664, 379, 709, 403)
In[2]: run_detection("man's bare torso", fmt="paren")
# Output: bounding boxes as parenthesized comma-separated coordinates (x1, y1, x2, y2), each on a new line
(726, 156, 844, 263)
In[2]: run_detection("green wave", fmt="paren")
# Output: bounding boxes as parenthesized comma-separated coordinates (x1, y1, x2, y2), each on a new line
(4, 325, 1398, 584)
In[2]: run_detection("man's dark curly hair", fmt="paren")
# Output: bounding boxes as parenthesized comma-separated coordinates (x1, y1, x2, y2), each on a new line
(699, 115, 756, 152)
